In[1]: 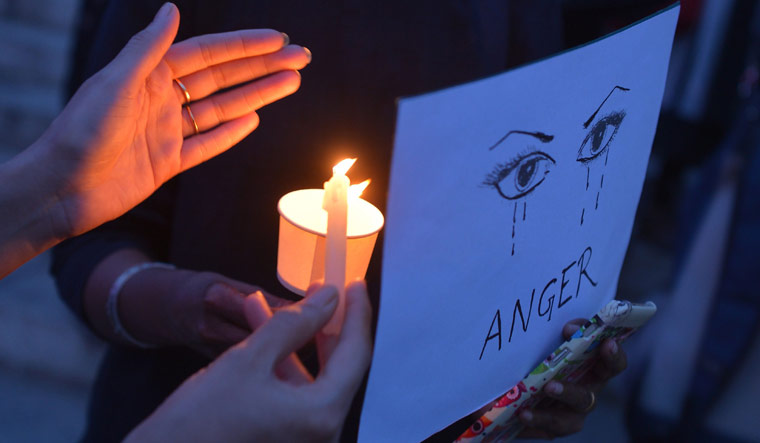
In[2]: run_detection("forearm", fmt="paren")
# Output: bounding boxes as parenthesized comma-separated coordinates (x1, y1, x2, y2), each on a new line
(0, 140, 69, 278)
(83, 248, 190, 346)
(84, 247, 266, 355)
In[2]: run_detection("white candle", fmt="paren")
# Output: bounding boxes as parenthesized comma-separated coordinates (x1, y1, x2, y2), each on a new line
(322, 158, 354, 334)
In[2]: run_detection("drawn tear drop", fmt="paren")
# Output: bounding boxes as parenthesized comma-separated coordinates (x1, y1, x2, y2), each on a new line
(581, 207, 585, 226)
(511, 201, 517, 256)
(585, 168, 590, 191)
(523, 201, 527, 221)
(605, 149, 610, 166)
(596, 163, 606, 210)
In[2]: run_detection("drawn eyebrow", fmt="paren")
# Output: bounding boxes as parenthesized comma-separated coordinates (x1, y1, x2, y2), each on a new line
(487, 130, 555, 151)
(583, 85, 630, 129)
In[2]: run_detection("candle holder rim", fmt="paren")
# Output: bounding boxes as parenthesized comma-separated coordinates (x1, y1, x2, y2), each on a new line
(277, 189, 385, 239)
(276, 271, 306, 297)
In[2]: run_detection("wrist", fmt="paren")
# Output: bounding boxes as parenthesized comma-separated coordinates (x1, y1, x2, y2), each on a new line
(108, 262, 178, 347)
(118, 266, 197, 347)
(28, 132, 91, 239)
(17, 136, 76, 238)
(0, 140, 70, 275)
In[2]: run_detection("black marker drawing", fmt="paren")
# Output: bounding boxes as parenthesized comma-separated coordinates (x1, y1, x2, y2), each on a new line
(483, 150, 557, 200)
(483, 131, 555, 256)
(481, 85, 629, 254)
(480, 245, 598, 359)
(577, 111, 625, 164)
(578, 86, 629, 225)
(583, 85, 630, 129)
(487, 130, 554, 151)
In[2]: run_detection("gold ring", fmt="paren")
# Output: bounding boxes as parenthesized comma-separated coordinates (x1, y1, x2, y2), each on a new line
(583, 391, 596, 413)
(174, 78, 191, 104)
(185, 104, 199, 135)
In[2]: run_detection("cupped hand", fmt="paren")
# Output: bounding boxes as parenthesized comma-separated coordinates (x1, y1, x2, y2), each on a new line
(35, 2, 310, 238)
(126, 281, 373, 443)
(517, 319, 628, 439)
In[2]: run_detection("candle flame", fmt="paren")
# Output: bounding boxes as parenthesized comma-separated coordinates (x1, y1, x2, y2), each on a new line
(333, 158, 357, 176)
(349, 179, 371, 199)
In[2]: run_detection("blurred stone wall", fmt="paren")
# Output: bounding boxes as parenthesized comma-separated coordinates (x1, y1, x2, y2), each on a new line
(0, 0, 79, 158)
(0, 1, 106, 442)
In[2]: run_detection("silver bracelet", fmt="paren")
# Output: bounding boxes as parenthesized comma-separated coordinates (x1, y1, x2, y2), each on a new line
(106, 262, 176, 348)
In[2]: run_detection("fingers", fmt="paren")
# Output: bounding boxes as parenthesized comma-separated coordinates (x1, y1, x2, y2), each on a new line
(215, 276, 290, 310)
(313, 287, 339, 368)
(179, 111, 260, 171)
(166, 29, 287, 78)
(245, 286, 338, 370)
(243, 291, 274, 330)
(315, 281, 373, 401)
(261, 292, 293, 309)
(518, 408, 585, 438)
(243, 292, 313, 384)
(543, 381, 596, 413)
(562, 318, 586, 340)
(205, 282, 249, 329)
(180, 69, 300, 137)
(200, 320, 250, 346)
(591, 339, 627, 382)
(193, 313, 250, 358)
(176, 44, 311, 103)
(114, 3, 179, 83)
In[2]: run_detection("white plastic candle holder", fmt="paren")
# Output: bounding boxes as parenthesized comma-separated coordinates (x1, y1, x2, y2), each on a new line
(277, 189, 384, 295)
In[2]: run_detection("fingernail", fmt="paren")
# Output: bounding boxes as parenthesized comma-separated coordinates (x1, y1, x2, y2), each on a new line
(209, 282, 237, 297)
(158, 2, 174, 18)
(306, 286, 338, 310)
(609, 340, 618, 355)
(521, 410, 533, 422)
(281, 32, 290, 46)
(303, 47, 312, 63)
(545, 381, 563, 395)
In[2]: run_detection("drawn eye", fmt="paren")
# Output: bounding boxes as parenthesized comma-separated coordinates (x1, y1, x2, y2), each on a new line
(577, 111, 625, 163)
(483, 151, 556, 200)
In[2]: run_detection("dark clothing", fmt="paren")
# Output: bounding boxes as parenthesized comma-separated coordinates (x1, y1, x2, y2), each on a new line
(53, 1, 566, 441)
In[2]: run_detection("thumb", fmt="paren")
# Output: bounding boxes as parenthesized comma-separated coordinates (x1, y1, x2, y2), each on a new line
(244, 286, 338, 368)
(112, 2, 179, 82)
(244, 291, 314, 384)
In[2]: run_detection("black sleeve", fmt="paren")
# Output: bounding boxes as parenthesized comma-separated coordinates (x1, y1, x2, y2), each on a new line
(50, 0, 197, 327)
(50, 184, 176, 326)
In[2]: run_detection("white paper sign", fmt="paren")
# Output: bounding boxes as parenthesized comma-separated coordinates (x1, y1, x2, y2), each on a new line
(359, 6, 679, 442)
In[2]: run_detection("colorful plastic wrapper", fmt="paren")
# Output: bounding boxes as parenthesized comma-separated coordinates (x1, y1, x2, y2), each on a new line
(456, 299, 657, 443)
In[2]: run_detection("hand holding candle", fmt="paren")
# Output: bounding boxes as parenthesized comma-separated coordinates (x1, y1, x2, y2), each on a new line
(276, 158, 383, 334)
